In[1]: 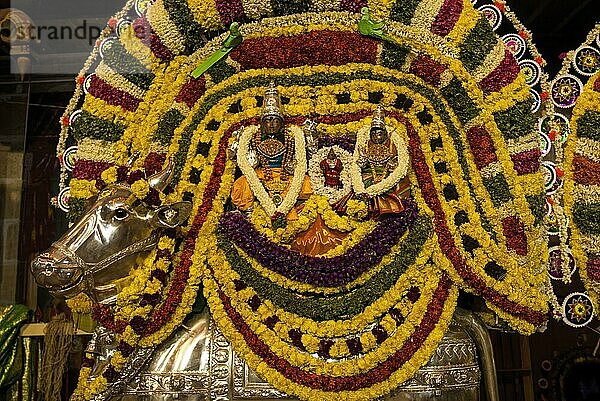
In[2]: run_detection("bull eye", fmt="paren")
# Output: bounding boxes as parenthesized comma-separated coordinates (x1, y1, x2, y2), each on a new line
(114, 208, 129, 220)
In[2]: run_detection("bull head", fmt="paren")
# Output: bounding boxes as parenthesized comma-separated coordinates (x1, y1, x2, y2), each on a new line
(31, 160, 192, 303)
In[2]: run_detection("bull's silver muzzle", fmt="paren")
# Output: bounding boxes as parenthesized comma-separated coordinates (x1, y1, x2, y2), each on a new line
(30, 246, 86, 297)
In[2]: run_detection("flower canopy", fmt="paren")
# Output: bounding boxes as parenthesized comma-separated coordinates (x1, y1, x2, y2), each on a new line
(564, 69, 600, 316)
(58, 0, 554, 400)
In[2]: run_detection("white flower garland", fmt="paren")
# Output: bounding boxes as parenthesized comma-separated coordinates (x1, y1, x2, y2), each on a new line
(237, 125, 307, 217)
(350, 125, 410, 197)
(307, 146, 352, 204)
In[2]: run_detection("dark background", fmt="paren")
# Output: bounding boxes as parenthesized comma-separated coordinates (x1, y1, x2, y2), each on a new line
(508, 0, 599, 76)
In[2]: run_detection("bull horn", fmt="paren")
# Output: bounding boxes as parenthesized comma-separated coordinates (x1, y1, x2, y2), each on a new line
(148, 158, 175, 192)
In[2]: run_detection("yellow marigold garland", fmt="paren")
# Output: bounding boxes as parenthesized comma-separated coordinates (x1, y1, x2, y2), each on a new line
(564, 70, 600, 314)
(59, 3, 554, 399)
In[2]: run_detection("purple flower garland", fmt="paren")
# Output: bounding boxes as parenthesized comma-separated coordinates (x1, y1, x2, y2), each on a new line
(218, 198, 418, 287)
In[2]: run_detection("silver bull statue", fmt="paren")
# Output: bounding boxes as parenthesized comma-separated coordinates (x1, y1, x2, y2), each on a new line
(32, 162, 500, 401)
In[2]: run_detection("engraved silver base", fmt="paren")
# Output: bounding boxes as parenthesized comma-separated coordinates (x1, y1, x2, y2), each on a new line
(105, 308, 495, 401)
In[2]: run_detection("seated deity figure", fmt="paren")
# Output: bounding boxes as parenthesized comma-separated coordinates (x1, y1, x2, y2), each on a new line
(231, 83, 352, 256)
(230, 82, 312, 214)
(320, 148, 344, 189)
(355, 106, 411, 218)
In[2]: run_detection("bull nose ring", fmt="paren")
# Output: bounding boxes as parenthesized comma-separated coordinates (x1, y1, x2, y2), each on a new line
(31, 255, 61, 280)
(32, 260, 51, 276)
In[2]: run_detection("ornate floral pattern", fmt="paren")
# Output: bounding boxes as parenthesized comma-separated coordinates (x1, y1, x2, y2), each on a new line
(54, 1, 553, 400)
(307, 146, 353, 204)
(219, 199, 417, 287)
(563, 70, 600, 315)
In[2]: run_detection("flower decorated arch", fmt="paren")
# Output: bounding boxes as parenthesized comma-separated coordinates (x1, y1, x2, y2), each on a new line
(535, 22, 600, 328)
(564, 70, 600, 314)
(60, 0, 550, 399)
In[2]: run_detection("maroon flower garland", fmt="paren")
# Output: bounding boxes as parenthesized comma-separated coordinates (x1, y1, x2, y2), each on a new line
(399, 111, 546, 325)
(73, 160, 113, 180)
(431, 0, 464, 37)
(143, 122, 236, 335)
(510, 148, 542, 175)
(132, 14, 175, 62)
(479, 49, 520, 93)
(409, 55, 448, 87)
(175, 76, 207, 108)
(212, 265, 454, 391)
(230, 31, 379, 71)
(87, 74, 142, 112)
(215, 0, 246, 27)
(144, 152, 167, 176)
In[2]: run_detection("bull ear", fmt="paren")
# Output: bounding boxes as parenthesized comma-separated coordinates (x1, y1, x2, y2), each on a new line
(152, 201, 192, 228)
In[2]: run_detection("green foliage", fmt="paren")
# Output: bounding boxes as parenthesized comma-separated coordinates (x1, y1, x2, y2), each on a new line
(483, 174, 513, 207)
(154, 109, 185, 145)
(71, 110, 125, 142)
(164, 0, 206, 54)
(576, 110, 600, 141)
(389, 0, 421, 25)
(460, 17, 498, 72)
(573, 203, 600, 235)
(440, 78, 480, 124)
(380, 42, 411, 70)
(493, 100, 536, 140)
